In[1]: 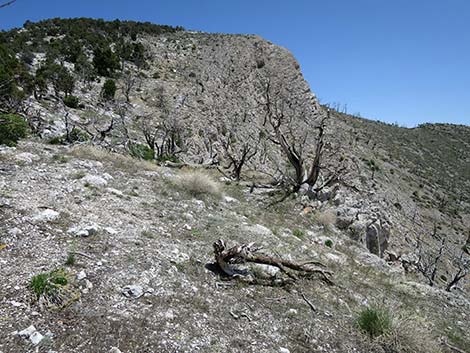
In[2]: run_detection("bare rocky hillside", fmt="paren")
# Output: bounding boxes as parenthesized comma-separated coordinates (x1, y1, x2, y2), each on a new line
(0, 19, 469, 353)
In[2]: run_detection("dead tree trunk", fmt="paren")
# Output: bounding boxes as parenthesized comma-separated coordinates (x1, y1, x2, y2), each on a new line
(213, 239, 333, 285)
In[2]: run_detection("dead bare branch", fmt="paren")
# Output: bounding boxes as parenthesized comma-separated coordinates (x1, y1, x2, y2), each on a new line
(0, 0, 16, 9)
(213, 239, 333, 285)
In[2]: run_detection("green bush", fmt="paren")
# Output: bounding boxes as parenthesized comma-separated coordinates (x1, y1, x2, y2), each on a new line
(293, 229, 305, 239)
(129, 142, 154, 160)
(102, 79, 117, 100)
(63, 95, 79, 108)
(156, 153, 180, 163)
(68, 128, 89, 143)
(93, 46, 120, 77)
(0, 114, 28, 146)
(325, 239, 333, 248)
(30, 268, 68, 299)
(357, 307, 392, 338)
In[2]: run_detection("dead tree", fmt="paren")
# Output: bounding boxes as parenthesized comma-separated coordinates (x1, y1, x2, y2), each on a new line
(122, 69, 140, 103)
(218, 111, 259, 180)
(0, 0, 15, 9)
(139, 86, 185, 162)
(415, 232, 469, 291)
(445, 247, 469, 291)
(140, 114, 183, 161)
(210, 59, 260, 180)
(260, 77, 331, 192)
(415, 235, 446, 287)
(220, 134, 257, 180)
(213, 239, 333, 285)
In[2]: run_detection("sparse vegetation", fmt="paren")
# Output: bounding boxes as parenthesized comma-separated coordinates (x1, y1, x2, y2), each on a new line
(69, 145, 157, 172)
(30, 268, 68, 299)
(101, 79, 117, 100)
(129, 142, 154, 161)
(0, 114, 28, 146)
(356, 306, 392, 338)
(63, 95, 79, 108)
(315, 209, 337, 228)
(65, 253, 76, 266)
(293, 229, 304, 239)
(173, 171, 221, 198)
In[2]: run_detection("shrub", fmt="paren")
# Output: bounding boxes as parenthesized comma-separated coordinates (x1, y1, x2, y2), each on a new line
(63, 95, 79, 108)
(30, 268, 68, 299)
(93, 46, 120, 77)
(174, 171, 221, 198)
(65, 253, 76, 266)
(0, 114, 28, 146)
(293, 229, 305, 239)
(29, 268, 79, 309)
(48, 135, 63, 145)
(356, 307, 392, 338)
(68, 128, 89, 143)
(325, 239, 333, 248)
(102, 79, 116, 100)
(129, 142, 154, 160)
(156, 153, 180, 163)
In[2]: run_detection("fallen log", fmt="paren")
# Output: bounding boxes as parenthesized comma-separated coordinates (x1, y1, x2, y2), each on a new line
(213, 239, 333, 285)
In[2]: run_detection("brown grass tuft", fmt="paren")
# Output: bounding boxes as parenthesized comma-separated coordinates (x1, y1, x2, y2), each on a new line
(173, 170, 221, 198)
(69, 145, 157, 173)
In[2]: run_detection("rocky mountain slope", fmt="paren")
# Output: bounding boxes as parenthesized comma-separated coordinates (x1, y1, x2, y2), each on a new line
(0, 18, 469, 353)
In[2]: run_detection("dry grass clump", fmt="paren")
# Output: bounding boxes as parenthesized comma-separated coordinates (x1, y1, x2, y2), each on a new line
(357, 309, 442, 353)
(174, 170, 221, 198)
(315, 209, 337, 228)
(69, 145, 157, 172)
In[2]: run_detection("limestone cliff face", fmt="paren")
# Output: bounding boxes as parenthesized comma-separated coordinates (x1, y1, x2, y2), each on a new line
(137, 32, 321, 164)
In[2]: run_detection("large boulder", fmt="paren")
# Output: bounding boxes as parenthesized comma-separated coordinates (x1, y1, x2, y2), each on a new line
(365, 221, 390, 257)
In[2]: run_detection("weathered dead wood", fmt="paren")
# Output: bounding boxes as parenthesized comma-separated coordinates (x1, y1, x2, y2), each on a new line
(300, 292, 317, 313)
(0, 0, 16, 9)
(213, 239, 333, 285)
(440, 337, 469, 353)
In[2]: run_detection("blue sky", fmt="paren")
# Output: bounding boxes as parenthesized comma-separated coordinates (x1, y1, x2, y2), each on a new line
(1, 0, 469, 126)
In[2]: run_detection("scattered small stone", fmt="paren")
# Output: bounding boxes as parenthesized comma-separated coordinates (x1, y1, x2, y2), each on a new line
(32, 209, 60, 223)
(102, 173, 114, 180)
(223, 196, 238, 203)
(17, 325, 36, 338)
(17, 325, 44, 345)
(68, 224, 99, 237)
(104, 227, 118, 235)
(81, 279, 93, 294)
(76, 270, 87, 281)
(8, 227, 22, 236)
(29, 331, 44, 345)
(164, 309, 175, 320)
(122, 285, 144, 298)
(10, 300, 23, 307)
(82, 174, 108, 188)
(15, 152, 39, 164)
(107, 188, 124, 197)
(287, 308, 298, 316)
